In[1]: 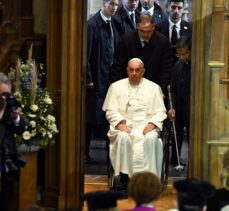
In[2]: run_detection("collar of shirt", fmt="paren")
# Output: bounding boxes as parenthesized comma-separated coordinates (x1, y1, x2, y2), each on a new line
(141, 6, 154, 16)
(169, 18, 181, 31)
(140, 203, 154, 208)
(169, 18, 181, 41)
(123, 5, 135, 16)
(100, 10, 111, 23)
(139, 37, 149, 47)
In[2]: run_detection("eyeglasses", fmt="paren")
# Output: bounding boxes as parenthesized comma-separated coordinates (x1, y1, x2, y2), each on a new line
(171, 5, 183, 10)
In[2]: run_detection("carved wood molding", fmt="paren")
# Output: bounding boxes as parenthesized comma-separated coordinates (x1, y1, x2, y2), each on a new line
(208, 144, 228, 188)
(44, 0, 87, 210)
(225, 0, 229, 12)
(225, 100, 229, 110)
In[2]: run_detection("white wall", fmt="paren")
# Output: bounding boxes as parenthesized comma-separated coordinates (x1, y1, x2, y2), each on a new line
(87, 0, 103, 19)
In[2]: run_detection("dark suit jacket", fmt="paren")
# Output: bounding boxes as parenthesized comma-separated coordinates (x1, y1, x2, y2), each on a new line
(207, 188, 229, 211)
(171, 61, 191, 128)
(87, 11, 119, 124)
(111, 30, 173, 93)
(155, 19, 192, 41)
(112, 5, 141, 38)
(155, 19, 192, 63)
(0, 114, 25, 160)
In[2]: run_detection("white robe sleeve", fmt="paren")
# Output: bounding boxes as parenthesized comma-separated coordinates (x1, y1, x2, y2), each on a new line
(147, 85, 167, 130)
(102, 84, 125, 128)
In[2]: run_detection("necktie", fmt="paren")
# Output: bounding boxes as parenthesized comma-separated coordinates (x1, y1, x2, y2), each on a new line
(143, 41, 148, 48)
(130, 13, 136, 29)
(171, 25, 178, 46)
(107, 20, 114, 53)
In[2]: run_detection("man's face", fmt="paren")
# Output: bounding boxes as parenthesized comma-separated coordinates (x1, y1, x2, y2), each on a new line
(176, 47, 191, 63)
(168, 2, 184, 22)
(137, 22, 155, 41)
(103, 0, 119, 17)
(123, 0, 139, 11)
(0, 83, 11, 94)
(127, 60, 145, 85)
(140, 0, 155, 10)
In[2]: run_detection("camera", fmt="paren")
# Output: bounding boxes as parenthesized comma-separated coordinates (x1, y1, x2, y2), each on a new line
(0, 92, 20, 123)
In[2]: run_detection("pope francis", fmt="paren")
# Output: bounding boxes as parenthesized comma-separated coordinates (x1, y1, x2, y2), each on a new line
(103, 58, 167, 182)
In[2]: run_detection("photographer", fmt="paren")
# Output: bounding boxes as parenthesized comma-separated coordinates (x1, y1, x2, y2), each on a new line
(0, 72, 25, 211)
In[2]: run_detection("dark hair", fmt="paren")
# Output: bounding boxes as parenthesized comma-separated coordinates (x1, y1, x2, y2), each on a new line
(167, 0, 184, 4)
(175, 36, 191, 50)
(138, 13, 154, 24)
(128, 171, 162, 205)
(103, 0, 119, 3)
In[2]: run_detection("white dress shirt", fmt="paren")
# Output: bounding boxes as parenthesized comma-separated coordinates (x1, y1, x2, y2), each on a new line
(169, 18, 181, 43)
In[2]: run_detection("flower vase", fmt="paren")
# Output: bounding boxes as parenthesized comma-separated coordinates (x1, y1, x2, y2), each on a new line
(18, 144, 40, 209)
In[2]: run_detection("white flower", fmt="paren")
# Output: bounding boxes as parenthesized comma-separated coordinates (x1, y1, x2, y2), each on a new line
(22, 131, 32, 140)
(48, 132, 53, 139)
(30, 120, 36, 128)
(8, 60, 59, 148)
(30, 104, 38, 112)
(40, 116, 46, 121)
(47, 115, 56, 122)
(44, 96, 53, 104)
(14, 91, 22, 99)
(28, 114, 36, 118)
(50, 123, 58, 133)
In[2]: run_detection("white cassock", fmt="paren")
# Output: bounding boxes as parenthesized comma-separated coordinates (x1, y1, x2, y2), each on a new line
(102, 78, 167, 178)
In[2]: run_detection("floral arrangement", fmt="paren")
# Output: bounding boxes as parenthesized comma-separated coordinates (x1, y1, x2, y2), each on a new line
(8, 46, 58, 149)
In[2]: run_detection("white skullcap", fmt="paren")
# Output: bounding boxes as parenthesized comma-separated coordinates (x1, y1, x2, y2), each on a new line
(128, 58, 144, 65)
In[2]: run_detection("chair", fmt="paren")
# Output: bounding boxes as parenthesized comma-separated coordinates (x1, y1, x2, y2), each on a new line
(108, 129, 170, 189)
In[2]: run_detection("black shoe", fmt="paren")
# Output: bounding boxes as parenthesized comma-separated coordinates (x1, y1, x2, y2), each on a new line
(112, 173, 129, 191)
(120, 173, 129, 190)
(112, 177, 128, 198)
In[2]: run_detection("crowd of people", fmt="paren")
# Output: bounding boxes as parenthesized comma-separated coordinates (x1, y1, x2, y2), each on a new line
(84, 149, 229, 210)
(86, 0, 192, 187)
(85, 1, 228, 210)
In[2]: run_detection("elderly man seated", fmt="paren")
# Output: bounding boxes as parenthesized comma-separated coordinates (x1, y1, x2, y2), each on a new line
(102, 58, 167, 190)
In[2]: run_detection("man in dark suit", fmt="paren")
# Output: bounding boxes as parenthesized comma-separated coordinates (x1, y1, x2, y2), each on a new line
(112, 0, 141, 38)
(0, 72, 25, 211)
(155, 0, 192, 63)
(167, 36, 191, 165)
(111, 13, 173, 94)
(137, 0, 168, 24)
(86, 0, 119, 163)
